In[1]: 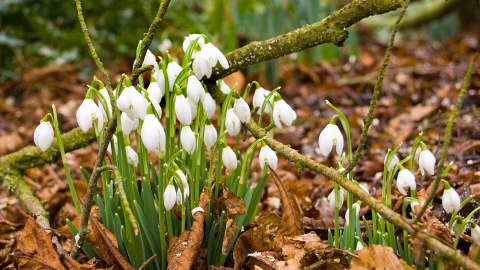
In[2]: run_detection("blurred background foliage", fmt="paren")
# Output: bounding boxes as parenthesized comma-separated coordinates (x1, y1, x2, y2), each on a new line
(0, 0, 476, 84)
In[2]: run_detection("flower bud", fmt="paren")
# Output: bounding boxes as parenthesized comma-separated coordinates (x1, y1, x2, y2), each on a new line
(34, 120, 54, 152)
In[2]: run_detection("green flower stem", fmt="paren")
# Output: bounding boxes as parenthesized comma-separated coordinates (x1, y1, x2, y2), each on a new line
(243, 119, 480, 270)
(413, 54, 478, 224)
(408, 133, 423, 173)
(115, 169, 139, 235)
(333, 182, 340, 248)
(51, 106, 81, 214)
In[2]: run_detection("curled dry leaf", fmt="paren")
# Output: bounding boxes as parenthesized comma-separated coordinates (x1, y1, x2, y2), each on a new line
(239, 251, 282, 270)
(215, 188, 247, 216)
(300, 241, 349, 269)
(16, 214, 94, 270)
(350, 245, 415, 270)
(167, 187, 210, 270)
(222, 219, 239, 254)
(233, 224, 275, 269)
(269, 169, 303, 249)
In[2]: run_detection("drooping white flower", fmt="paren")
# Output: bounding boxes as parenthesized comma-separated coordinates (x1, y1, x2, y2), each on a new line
(192, 42, 229, 79)
(97, 88, 113, 118)
(175, 94, 192, 125)
(328, 188, 345, 209)
(356, 242, 364, 251)
(125, 146, 138, 167)
(318, 123, 344, 156)
(164, 184, 176, 211)
(259, 145, 277, 170)
(183, 34, 205, 55)
(174, 169, 189, 205)
(116, 86, 148, 120)
(143, 50, 159, 71)
(76, 98, 104, 132)
(396, 168, 416, 196)
(452, 219, 465, 235)
(167, 61, 183, 92)
(34, 120, 54, 152)
(147, 80, 164, 103)
(384, 154, 399, 171)
(186, 75, 205, 104)
(345, 203, 360, 225)
(225, 108, 241, 136)
(253, 88, 273, 114)
(202, 92, 216, 119)
(419, 142, 436, 175)
(141, 114, 166, 155)
(187, 97, 197, 121)
(220, 80, 231, 94)
(121, 112, 138, 134)
(203, 123, 218, 150)
(233, 95, 251, 123)
(442, 181, 460, 213)
(471, 225, 480, 245)
(273, 99, 296, 128)
(181, 126, 196, 154)
(222, 146, 237, 170)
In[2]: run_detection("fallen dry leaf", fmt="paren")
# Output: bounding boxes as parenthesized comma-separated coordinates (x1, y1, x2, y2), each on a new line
(167, 187, 210, 270)
(233, 225, 275, 269)
(16, 214, 94, 270)
(350, 245, 415, 269)
(384, 113, 414, 146)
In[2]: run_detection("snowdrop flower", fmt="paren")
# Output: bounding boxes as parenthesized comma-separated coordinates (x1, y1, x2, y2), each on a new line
(164, 184, 176, 211)
(328, 187, 344, 209)
(175, 92, 192, 125)
(181, 126, 196, 154)
(419, 142, 436, 175)
(34, 119, 54, 152)
(233, 93, 251, 123)
(259, 144, 278, 170)
(253, 87, 273, 114)
(174, 169, 189, 205)
(202, 92, 216, 119)
(186, 75, 205, 104)
(452, 219, 465, 235)
(183, 34, 205, 55)
(76, 98, 104, 132)
(345, 203, 360, 225)
(187, 97, 197, 121)
(121, 112, 138, 134)
(116, 86, 148, 120)
(159, 39, 172, 53)
(220, 80, 231, 94)
(318, 117, 344, 156)
(225, 108, 241, 136)
(203, 120, 217, 150)
(384, 153, 399, 171)
(396, 166, 416, 196)
(107, 135, 117, 155)
(442, 180, 460, 213)
(222, 146, 237, 170)
(141, 114, 166, 155)
(166, 61, 183, 92)
(273, 98, 296, 128)
(356, 242, 364, 251)
(147, 77, 164, 103)
(471, 224, 480, 245)
(97, 88, 113, 118)
(125, 146, 138, 167)
(192, 42, 229, 79)
(143, 50, 159, 71)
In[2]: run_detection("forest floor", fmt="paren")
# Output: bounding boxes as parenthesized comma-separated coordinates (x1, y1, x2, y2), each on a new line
(0, 28, 479, 269)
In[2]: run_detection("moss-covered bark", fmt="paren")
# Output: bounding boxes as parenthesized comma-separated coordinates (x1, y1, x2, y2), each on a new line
(207, 0, 403, 84)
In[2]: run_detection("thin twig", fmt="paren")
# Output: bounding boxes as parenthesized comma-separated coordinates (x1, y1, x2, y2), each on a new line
(413, 53, 478, 224)
(70, 0, 172, 259)
(343, 0, 410, 175)
(131, 0, 172, 83)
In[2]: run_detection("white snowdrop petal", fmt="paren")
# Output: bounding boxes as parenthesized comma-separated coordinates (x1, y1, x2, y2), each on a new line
(180, 126, 196, 154)
(34, 121, 54, 152)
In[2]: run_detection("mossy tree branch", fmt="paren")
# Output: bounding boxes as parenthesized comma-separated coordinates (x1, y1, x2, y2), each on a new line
(131, 0, 172, 83)
(206, 0, 403, 88)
